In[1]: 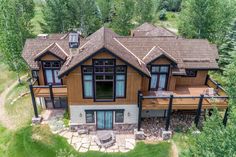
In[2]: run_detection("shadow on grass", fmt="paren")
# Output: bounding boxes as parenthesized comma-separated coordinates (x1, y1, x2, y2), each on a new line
(0, 125, 171, 157)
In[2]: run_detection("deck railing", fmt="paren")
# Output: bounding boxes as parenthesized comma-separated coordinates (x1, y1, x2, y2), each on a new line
(29, 83, 67, 118)
(137, 76, 229, 131)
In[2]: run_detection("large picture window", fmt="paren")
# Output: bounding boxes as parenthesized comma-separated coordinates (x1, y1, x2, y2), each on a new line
(82, 66, 93, 98)
(116, 66, 126, 97)
(150, 65, 169, 90)
(94, 59, 115, 101)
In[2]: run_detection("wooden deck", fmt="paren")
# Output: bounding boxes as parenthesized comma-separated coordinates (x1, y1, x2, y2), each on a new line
(142, 85, 228, 110)
(33, 86, 67, 97)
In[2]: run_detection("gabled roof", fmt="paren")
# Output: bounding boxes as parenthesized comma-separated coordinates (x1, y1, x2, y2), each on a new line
(131, 22, 177, 37)
(34, 42, 68, 61)
(59, 27, 150, 77)
(22, 23, 219, 76)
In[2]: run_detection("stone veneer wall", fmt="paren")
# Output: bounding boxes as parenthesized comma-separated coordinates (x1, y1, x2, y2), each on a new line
(69, 104, 139, 133)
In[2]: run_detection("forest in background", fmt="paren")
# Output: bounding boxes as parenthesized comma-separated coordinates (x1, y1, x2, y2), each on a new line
(0, 0, 236, 156)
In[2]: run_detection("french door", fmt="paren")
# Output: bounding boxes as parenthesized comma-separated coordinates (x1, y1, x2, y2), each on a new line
(96, 111, 113, 130)
(45, 69, 61, 85)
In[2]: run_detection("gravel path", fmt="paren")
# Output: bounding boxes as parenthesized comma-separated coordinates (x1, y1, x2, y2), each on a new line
(0, 75, 27, 130)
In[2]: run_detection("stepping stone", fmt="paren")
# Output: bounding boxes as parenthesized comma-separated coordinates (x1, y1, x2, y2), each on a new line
(67, 138, 72, 144)
(81, 143, 90, 149)
(79, 147, 88, 152)
(106, 149, 114, 153)
(100, 147, 106, 152)
(71, 136, 81, 144)
(75, 143, 82, 150)
(63, 132, 73, 139)
(81, 137, 89, 144)
(89, 145, 100, 151)
(119, 148, 129, 153)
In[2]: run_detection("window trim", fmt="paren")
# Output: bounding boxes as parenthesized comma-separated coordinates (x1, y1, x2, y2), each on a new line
(115, 110, 124, 123)
(85, 111, 95, 123)
(42, 61, 62, 85)
(184, 69, 198, 77)
(81, 65, 94, 99)
(115, 65, 127, 98)
(149, 64, 170, 91)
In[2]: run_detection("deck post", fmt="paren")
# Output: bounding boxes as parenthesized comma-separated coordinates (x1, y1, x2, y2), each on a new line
(137, 91, 141, 107)
(138, 93, 143, 131)
(29, 84, 38, 118)
(223, 107, 229, 126)
(165, 94, 173, 131)
(195, 94, 204, 128)
(49, 84, 55, 108)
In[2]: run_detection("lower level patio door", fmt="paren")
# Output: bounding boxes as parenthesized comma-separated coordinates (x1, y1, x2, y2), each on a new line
(96, 111, 113, 130)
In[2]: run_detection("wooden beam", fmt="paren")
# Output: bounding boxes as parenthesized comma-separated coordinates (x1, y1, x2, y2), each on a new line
(29, 84, 38, 118)
(138, 93, 143, 131)
(165, 94, 173, 131)
(195, 94, 204, 128)
(223, 107, 229, 126)
(49, 84, 55, 108)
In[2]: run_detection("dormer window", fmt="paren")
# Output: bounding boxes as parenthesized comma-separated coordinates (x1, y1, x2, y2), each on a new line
(69, 32, 80, 48)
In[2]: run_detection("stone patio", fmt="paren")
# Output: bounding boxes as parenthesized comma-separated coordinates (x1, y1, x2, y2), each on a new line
(41, 109, 136, 152)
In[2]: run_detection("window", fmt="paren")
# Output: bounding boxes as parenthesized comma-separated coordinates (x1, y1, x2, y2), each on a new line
(150, 65, 169, 90)
(82, 66, 93, 98)
(116, 66, 126, 97)
(86, 111, 95, 123)
(42, 61, 62, 85)
(94, 59, 115, 101)
(115, 110, 124, 123)
(186, 69, 197, 77)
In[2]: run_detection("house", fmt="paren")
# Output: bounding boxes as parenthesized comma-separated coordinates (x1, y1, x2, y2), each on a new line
(22, 23, 228, 132)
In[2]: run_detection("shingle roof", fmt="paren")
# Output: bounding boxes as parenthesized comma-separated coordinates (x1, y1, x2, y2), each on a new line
(59, 27, 150, 77)
(22, 23, 219, 77)
(131, 22, 177, 37)
(34, 42, 68, 61)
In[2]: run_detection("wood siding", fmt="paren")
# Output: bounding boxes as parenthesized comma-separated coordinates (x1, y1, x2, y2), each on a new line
(175, 71, 208, 86)
(66, 52, 142, 105)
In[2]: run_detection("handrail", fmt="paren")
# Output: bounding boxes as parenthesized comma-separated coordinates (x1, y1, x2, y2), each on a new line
(142, 95, 229, 99)
(207, 77, 227, 93)
(32, 85, 67, 88)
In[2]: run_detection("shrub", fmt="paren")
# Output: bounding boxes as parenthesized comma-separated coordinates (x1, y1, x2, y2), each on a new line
(159, 9, 167, 21)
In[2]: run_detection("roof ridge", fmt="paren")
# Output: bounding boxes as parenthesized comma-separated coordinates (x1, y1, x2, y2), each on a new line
(142, 46, 156, 60)
(113, 38, 145, 65)
(55, 43, 69, 56)
(35, 42, 56, 58)
(156, 45, 177, 63)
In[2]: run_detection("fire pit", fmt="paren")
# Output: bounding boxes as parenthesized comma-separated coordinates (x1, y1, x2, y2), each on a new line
(95, 131, 116, 148)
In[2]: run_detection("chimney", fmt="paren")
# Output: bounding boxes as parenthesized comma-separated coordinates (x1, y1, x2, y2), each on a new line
(37, 34, 48, 39)
(69, 32, 80, 48)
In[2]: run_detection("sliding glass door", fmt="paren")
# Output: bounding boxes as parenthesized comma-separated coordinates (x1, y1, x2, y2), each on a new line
(97, 111, 113, 130)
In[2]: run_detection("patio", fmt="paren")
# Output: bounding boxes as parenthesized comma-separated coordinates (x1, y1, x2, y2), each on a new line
(41, 109, 136, 153)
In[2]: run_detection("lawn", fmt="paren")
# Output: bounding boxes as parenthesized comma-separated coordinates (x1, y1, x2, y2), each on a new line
(0, 124, 172, 157)
(4, 80, 33, 129)
(0, 63, 18, 93)
(172, 133, 192, 157)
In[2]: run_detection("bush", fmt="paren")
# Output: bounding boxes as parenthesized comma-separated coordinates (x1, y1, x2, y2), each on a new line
(63, 110, 70, 127)
(159, 9, 167, 21)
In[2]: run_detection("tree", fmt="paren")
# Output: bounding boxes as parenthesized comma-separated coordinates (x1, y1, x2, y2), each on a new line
(42, 0, 102, 36)
(97, 0, 114, 23)
(135, 0, 155, 24)
(186, 108, 236, 157)
(178, 0, 236, 44)
(111, 0, 135, 35)
(218, 20, 236, 70)
(41, 0, 71, 33)
(0, 0, 35, 81)
(158, 0, 182, 12)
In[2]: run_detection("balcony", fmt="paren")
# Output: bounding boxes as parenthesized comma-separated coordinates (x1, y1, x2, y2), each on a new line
(33, 85, 67, 97)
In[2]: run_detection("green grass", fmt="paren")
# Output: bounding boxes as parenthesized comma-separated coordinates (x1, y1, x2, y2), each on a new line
(4, 81, 33, 129)
(155, 12, 179, 34)
(0, 124, 171, 157)
(172, 133, 192, 157)
(0, 63, 18, 93)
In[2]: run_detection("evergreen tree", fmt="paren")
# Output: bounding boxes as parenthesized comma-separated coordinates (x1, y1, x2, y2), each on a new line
(111, 0, 135, 35)
(178, 0, 236, 44)
(97, 0, 114, 23)
(41, 0, 71, 33)
(135, 0, 154, 24)
(219, 20, 236, 70)
(0, 0, 35, 78)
